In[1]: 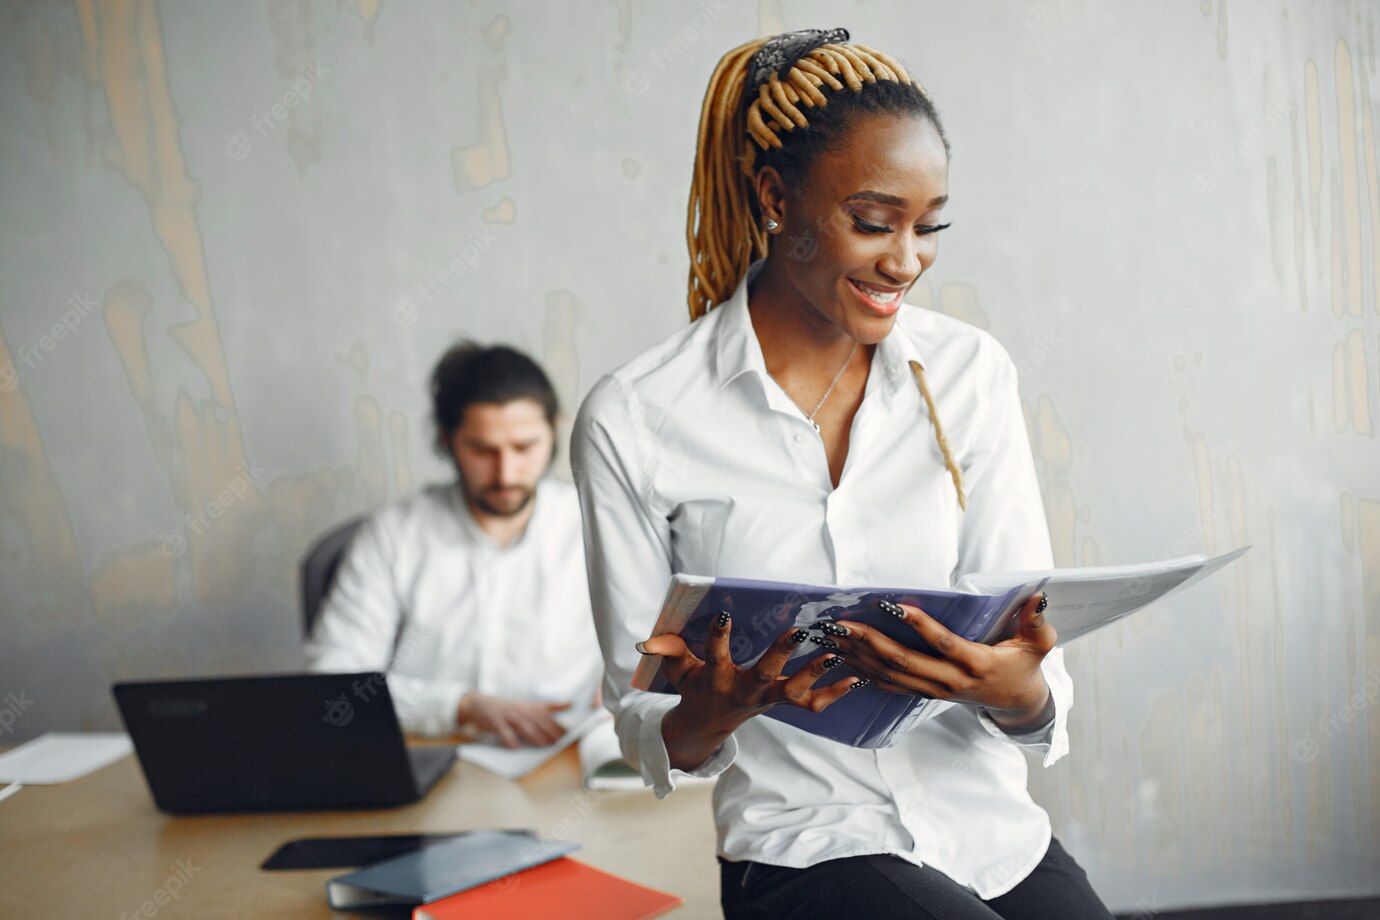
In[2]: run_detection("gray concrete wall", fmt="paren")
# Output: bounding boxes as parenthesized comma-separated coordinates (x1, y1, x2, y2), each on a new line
(1, 0, 1376, 910)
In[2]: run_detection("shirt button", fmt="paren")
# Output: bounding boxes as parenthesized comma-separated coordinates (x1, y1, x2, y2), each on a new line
(794, 432, 806, 443)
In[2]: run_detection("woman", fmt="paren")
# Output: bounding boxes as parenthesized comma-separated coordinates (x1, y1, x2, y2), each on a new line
(572, 28, 1115, 918)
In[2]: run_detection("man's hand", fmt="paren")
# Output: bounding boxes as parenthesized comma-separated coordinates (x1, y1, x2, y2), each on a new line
(456, 693, 572, 748)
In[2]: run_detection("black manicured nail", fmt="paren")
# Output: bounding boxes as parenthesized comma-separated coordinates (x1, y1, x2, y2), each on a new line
(1036, 595, 1048, 614)
(849, 678, 871, 692)
(716, 611, 731, 628)
(635, 642, 654, 656)
(809, 636, 839, 650)
(822, 656, 845, 670)
(789, 628, 810, 645)
(879, 600, 905, 618)
(810, 621, 849, 637)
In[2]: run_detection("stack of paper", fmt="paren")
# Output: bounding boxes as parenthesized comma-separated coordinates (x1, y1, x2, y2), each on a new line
(0, 733, 133, 784)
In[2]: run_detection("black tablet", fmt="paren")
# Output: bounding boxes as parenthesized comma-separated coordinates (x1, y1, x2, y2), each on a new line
(261, 833, 470, 870)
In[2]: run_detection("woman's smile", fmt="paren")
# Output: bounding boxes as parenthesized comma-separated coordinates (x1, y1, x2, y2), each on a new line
(846, 277, 907, 317)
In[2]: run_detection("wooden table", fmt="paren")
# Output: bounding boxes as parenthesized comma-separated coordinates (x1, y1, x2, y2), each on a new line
(0, 744, 722, 918)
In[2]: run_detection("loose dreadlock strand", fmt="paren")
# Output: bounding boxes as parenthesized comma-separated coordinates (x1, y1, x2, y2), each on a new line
(911, 360, 967, 511)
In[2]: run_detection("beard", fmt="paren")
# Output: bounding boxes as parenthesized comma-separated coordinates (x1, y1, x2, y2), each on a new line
(464, 481, 537, 518)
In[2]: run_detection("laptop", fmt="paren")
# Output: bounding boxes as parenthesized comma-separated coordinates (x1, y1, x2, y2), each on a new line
(113, 672, 455, 814)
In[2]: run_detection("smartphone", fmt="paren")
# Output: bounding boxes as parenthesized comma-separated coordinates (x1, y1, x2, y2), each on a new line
(260, 832, 473, 870)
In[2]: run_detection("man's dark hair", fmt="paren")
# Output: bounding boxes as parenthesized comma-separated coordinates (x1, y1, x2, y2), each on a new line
(429, 341, 559, 454)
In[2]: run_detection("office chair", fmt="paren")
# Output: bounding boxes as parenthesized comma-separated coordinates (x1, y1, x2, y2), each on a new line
(299, 516, 365, 637)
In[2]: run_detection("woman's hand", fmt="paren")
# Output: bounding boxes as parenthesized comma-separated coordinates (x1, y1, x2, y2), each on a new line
(638, 612, 861, 771)
(829, 592, 1056, 733)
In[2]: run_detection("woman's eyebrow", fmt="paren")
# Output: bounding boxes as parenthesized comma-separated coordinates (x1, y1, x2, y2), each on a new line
(846, 190, 949, 208)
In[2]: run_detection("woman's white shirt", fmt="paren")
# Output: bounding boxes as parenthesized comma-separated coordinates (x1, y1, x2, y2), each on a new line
(571, 260, 1073, 899)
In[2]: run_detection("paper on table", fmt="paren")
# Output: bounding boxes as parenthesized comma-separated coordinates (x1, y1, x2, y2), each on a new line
(0, 732, 133, 784)
(456, 709, 608, 780)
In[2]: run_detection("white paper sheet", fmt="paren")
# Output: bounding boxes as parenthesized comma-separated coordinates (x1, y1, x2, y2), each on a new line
(455, 708, 608, 780)
(958, 545, 1252, 645)
(0, 732, 133, 784)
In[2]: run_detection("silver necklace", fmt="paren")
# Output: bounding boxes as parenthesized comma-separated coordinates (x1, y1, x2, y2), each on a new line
(799, 342, 858, 432)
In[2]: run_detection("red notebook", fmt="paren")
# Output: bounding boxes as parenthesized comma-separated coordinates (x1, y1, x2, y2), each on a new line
(412, 857, 681, 919)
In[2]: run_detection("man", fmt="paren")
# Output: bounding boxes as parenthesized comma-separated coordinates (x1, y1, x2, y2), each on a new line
(306, 342, 602, 746)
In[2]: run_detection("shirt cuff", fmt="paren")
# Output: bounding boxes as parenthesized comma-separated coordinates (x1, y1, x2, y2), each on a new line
(975, 673, 1070, 768)
(633, 696, 738, 799)
(387, 675, 468, 737)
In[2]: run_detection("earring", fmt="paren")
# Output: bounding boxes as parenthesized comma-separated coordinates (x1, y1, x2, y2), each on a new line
(764, 217, 779, 231)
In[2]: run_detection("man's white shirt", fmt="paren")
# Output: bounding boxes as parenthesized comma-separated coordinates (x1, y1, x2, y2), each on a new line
(571, 259, 1073, 899)
(305, 478, 602, 736)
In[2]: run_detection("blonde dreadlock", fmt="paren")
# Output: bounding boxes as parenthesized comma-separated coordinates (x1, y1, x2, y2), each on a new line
(684, 31, 966, 511)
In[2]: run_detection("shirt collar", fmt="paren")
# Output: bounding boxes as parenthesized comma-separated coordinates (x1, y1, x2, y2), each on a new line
(711, 259, 928, 393)
(711, 260, 770, 390)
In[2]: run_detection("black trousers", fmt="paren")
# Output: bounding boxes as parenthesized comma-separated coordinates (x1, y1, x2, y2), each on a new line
(719, 837, 1115, 920)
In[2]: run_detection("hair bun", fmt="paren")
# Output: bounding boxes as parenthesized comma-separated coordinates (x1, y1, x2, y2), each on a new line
(748, 27, 850, 90)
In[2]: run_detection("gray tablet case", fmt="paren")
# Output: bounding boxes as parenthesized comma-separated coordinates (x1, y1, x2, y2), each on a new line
(325, 829, 580, 909)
